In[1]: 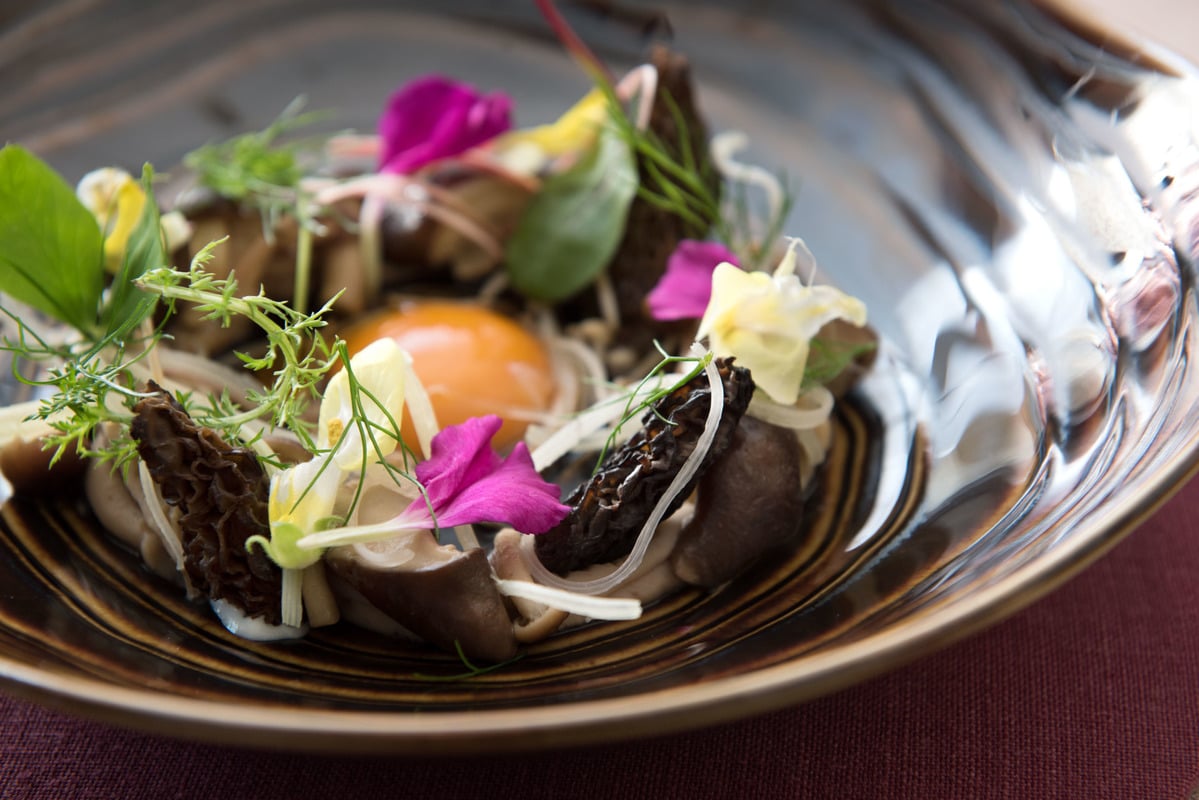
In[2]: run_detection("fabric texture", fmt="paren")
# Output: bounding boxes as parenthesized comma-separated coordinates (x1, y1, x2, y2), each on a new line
(2, 479, 1198, 800)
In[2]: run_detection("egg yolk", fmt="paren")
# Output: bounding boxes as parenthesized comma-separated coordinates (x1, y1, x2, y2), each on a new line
(340, 302, 556, 450)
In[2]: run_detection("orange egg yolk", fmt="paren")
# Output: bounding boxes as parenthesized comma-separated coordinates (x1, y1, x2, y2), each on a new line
(340, 302, 556, 451)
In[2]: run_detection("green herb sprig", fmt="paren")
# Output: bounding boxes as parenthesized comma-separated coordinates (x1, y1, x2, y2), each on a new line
(1, 309, 160, 468)
(589, 343, 712, 472)
(182, 98, 334, 315)
(134, 241, 340, 449)
(412, 641, 524, 682)
(326, 338, 432, 531)
(183, 97, 328, 236)
(604, 86, 723, 239)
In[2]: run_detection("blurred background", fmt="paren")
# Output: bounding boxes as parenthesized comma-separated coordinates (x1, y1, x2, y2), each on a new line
(1082, 0, 1196, 60)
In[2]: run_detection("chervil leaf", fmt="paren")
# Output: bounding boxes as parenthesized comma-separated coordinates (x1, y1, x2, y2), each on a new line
(182, 97, 314, 201)
(0, 145, 105, 335)
(504, 122, 638, 303)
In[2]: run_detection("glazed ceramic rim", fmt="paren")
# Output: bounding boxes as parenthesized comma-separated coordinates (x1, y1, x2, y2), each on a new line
(4, 440, 1197, 754)
(2, 0, 1198, 754)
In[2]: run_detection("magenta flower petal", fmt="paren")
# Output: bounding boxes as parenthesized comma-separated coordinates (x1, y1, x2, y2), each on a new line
(408, 415, 569, 534)
(416, 415, 504, 509)
(378, 75, 512, 174)
(646, 239, 741, 321)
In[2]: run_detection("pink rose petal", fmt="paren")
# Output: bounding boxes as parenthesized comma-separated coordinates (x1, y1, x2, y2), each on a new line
(646, 239, 740, 321)
(404, 415, 569, 534)
(378, 75, 512, 174)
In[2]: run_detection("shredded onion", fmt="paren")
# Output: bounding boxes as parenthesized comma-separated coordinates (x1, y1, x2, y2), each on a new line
(357, 190, 386, 298)
(453, 525, 480, 552)
(347, 537, 416, 569)
(325, 134, 381, 160)
(476, 271, 511, 306)
(796, 424, 831, 487)
(711, 131, 785, 229)
(746, 386, 833, 430)
(493, 579, 641, 620)
(523, 345, 723, 595)
(594, 273, 621, 331)
(280, 566, 303, 628)
(529, 373, 675, 472)
(554, 335, 606, 397)
(137, 460, 186, 574)
(616, 64, 659, 132)
(541, 341, 585, 428)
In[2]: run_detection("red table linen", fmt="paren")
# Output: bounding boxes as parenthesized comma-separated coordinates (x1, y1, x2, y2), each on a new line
(2, 477, 1198, 800)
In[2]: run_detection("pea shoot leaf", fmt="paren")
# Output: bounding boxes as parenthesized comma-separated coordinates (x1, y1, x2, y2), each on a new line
(0, 145, 105, 335)
(505, 123, 638, 303)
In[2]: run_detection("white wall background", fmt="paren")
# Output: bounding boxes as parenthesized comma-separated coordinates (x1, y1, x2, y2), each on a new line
(1079, 0, 1198, 62)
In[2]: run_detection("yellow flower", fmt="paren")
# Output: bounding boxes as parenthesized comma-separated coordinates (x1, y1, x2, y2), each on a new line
(76, 166, 191, 271)
(492, 88, 608, 172)
(697, 241, 867, 405)
(251, 339, 414, 568)
(76, 167, 145, 272)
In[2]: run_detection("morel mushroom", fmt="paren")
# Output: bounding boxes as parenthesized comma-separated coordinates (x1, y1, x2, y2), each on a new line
(533, 358, 753, 574)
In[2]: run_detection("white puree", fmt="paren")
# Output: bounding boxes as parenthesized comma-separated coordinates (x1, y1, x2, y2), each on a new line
(211, 598, 307, 641)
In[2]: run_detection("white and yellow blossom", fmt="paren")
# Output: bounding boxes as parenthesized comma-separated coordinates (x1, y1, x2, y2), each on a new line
(253, 457, 341, 570)
(250, 338, 418, 568)
(696, 240, 867, 405)
(318, 338, 411, 469)
(76, 167, 191, 271)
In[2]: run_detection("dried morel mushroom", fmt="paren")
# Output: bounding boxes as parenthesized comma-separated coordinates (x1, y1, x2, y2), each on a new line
(534, 358, 754, 574)
(130, 384, 283, 623)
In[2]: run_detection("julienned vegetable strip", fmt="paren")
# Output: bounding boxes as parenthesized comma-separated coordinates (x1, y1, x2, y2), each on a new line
(493, 579, 641, 620)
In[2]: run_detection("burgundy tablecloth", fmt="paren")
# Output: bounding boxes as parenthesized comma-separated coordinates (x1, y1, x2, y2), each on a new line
(2, 478, 1197, 800)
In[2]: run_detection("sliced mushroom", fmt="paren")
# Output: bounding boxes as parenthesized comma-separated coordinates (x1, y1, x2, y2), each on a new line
(490, 529, 568, 643)
(0, 402, 83, 497)
(174, 211, 273, 356)
(84, 458, 177, 581)
(425, 171, 533, 282)
(325, 532, 518, 663)
(670, 416, 806, 589)
(318, 237, 369, 314)
(0, 434, 83, 497)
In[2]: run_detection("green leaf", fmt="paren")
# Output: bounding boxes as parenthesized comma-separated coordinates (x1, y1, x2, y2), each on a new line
(505, 123, 638, 303)
(182, 97, 323, 203)
(0, 145, 104, 334)
(802, 336, 876, 390)
(99, 164, 163, 342)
